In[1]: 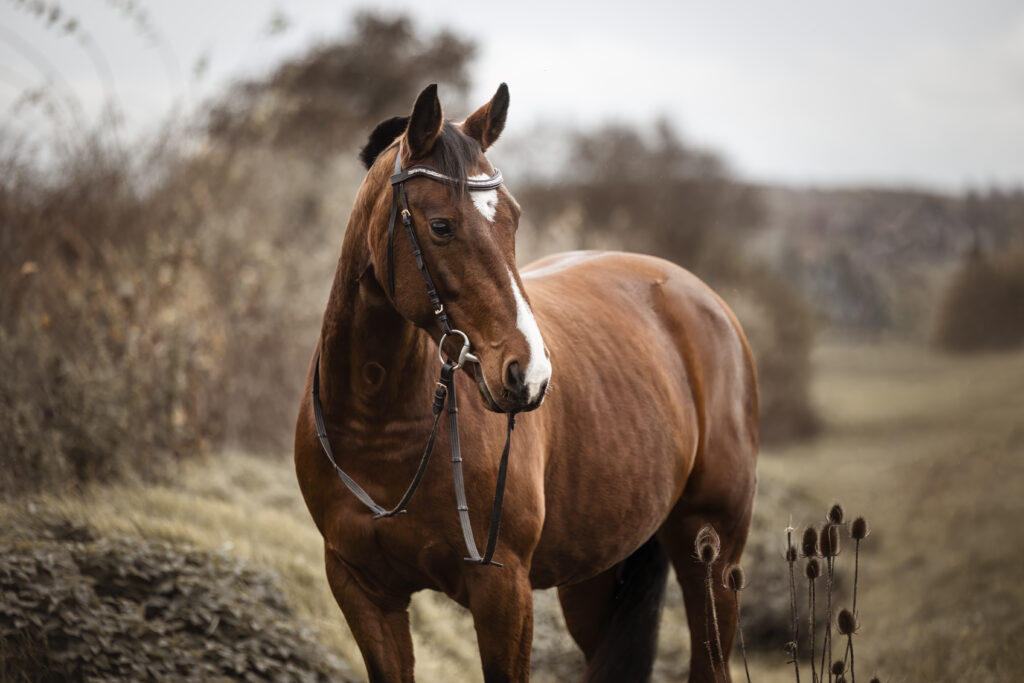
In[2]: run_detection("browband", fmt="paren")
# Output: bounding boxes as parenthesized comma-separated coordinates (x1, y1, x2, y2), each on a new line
(390, 164, 504, 190)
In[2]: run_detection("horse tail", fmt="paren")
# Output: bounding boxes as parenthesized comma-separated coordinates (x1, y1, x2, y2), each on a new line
(585, 536, 670, 683)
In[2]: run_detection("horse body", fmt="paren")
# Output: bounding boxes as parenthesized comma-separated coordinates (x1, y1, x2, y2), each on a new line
(294, 84, 757, 682)
(522, 250, 756, 589)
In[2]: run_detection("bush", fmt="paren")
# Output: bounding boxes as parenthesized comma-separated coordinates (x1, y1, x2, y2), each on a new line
(0, 12, 476, 496)
(932, 249, 1024, 352)
(0, 527, 351, 682)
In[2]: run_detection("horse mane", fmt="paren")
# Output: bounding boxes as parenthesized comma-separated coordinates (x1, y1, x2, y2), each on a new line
(359, 118, 480, 195)
(359, 116, 408, 170)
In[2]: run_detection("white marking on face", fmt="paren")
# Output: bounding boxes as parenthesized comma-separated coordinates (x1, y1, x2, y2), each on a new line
(469, 173, 499, 222)
(508, 268, 552, 401)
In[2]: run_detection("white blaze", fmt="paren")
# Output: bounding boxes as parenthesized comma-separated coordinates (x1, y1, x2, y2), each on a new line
(468, 173, 498, 222)
(507, 268, 552, 401)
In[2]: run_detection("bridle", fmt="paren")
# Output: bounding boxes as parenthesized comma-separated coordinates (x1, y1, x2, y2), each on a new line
(311, 142, 512, 567)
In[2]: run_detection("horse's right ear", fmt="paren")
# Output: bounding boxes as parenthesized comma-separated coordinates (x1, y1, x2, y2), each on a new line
(405, 84, 443, 159)
(359, 116, 409, 170)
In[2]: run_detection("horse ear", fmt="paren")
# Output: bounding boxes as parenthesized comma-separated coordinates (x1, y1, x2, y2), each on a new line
(405, 83, 443, 159)
(359, 116, 409, 170)
(462, 83, 509, 151)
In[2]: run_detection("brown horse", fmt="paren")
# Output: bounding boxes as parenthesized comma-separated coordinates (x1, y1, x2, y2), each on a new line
(294, 83, 758, 682)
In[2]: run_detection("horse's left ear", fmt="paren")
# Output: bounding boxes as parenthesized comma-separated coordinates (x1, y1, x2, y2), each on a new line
(462, 83, 509, 151)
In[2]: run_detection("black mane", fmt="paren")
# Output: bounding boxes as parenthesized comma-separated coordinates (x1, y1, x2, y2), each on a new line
(359, 119, 481, 195)
(359, 116, 408, 170)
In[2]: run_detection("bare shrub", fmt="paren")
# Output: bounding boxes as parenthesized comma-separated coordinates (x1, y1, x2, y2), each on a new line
(0, 529, 350, 681)
(0, 12, 476, 496)
(932, 248, 1024, 352)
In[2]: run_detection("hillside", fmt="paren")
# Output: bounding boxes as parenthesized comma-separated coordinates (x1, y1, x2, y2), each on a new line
(4, 339, 1022, 681)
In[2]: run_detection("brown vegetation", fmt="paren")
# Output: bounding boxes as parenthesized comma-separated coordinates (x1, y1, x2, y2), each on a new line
(0, 527, 349, 681)
(932, 248, 1024, 351)
(0, 13, 474, 496)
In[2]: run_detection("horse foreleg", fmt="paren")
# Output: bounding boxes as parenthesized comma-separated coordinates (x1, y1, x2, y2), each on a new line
(466, 564, 534, 683)
(324, 545, 415, 683)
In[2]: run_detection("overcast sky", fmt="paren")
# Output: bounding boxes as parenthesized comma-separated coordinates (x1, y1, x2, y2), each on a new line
(2, 0, 1023, 191)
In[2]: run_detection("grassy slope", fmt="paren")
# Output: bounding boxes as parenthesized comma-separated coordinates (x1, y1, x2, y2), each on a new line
(4, 341, 1022, 681)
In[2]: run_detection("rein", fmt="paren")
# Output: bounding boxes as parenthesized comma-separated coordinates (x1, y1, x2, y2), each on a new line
(311, 144, 512, 567)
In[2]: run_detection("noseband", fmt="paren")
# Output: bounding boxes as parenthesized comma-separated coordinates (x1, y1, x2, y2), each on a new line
(311, 143, 512, 567)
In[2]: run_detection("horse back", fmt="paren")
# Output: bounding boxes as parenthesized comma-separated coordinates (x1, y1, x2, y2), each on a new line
(520, 251, 758, 587)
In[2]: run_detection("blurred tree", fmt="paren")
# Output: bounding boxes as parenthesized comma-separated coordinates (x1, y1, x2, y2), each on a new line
(932, 248, 1024, 352)
(518, 119, 762, 271)
(514, 120, 818, 444)
(206, 12, 476, 158)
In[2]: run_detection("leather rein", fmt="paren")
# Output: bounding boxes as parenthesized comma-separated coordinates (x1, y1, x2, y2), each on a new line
(311, 144, 512, 567)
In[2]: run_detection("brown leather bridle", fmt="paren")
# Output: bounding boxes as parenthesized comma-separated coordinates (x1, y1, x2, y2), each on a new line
(311, 143, 512, 567)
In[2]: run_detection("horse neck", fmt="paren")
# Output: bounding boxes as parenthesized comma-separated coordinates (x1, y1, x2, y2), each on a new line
(318, 203, 435, 429)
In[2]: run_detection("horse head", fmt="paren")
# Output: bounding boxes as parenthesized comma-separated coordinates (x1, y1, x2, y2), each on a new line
(358, 83, 551, 414)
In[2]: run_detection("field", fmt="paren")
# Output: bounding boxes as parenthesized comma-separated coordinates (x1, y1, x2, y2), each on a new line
(4, 339, 1022, 681)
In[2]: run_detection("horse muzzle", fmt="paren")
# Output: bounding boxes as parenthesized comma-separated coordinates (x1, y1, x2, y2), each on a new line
(472, 362, 549, 413)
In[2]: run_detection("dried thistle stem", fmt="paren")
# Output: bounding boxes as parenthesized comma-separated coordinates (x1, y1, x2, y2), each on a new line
(786, 523, 801, 683)
(808, 567, 818, 683)
(731, 584, 752, 683)
(852, 538, 862, 615)
(697, 524, 725, 683)
(840, 638, 856, 683)
(706, 560, 726, 679)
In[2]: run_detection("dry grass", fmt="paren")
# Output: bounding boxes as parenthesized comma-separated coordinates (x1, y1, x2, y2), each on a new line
(5, 340, 1021, 681)
(753, 341, 1024, 682)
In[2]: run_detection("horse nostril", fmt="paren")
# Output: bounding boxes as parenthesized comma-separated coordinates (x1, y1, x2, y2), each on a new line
(505, 361, 525, 394)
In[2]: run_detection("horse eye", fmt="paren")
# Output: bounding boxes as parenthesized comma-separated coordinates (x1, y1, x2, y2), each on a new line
(429, 219, 455, 238)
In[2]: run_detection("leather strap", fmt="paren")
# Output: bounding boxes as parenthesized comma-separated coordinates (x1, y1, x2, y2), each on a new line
(391, 164, 503, 190)
(398, 182, 453, 335)
(312, 349, 446, 519)
(312, 352, 512, 566)
(443, 363, 512, 567)
(312, 141, 514, 567)
(386, 146, 502, 299)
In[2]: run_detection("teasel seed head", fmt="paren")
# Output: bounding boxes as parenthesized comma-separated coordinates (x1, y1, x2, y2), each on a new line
(837, 607, 858, 635)
(828, 502, 845, 524)
(869, 678, 881, 683)
(801, 525, 819, 557)
(786, 545, 798, 563)
(835, 676, 847, 683)
(832, 660, 847, 676)
(805, 557, 821, 579)
(852, 515, 870, 540)
(725, 564, 746, 591)
(699, 543, 716, 564)
(695, 524, 720, 565)
(820, 522, 841, 557)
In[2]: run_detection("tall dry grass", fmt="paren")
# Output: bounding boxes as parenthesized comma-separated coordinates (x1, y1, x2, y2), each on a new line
(0, 12, 475, 496)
